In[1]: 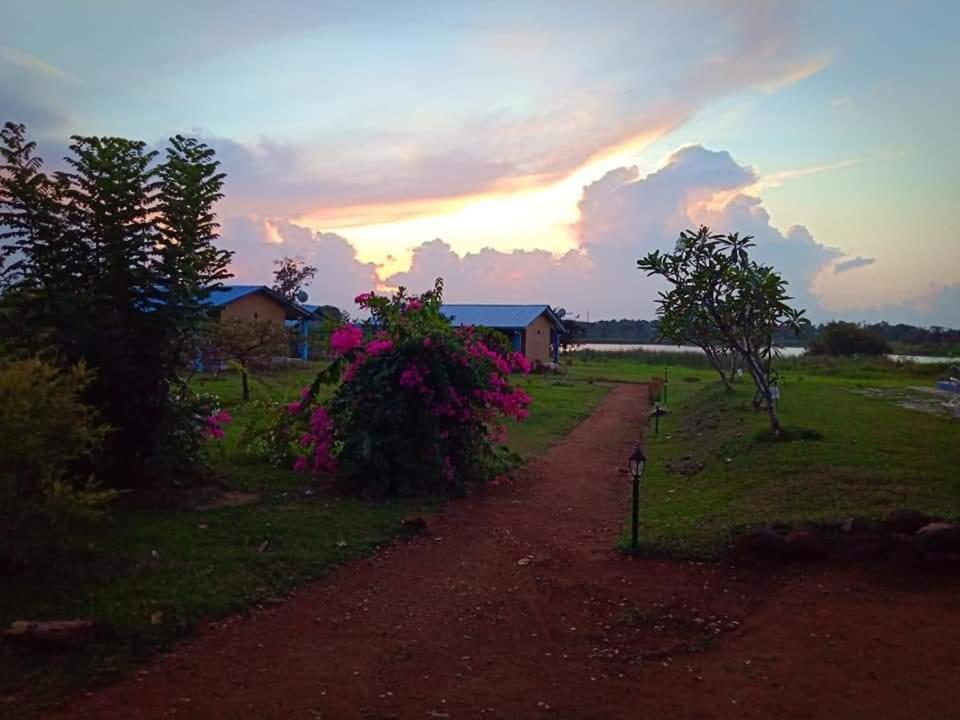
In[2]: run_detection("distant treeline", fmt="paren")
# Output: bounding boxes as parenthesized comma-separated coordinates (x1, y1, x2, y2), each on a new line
(573, 318, 960, 350)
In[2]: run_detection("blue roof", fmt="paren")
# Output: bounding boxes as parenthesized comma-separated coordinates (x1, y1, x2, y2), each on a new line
(440, 304, 564, 331)
(207, 285, 314, 319)
(207, 285, 264, 307)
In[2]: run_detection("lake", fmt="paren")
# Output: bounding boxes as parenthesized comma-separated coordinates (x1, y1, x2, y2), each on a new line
(576, 343, 956, 365)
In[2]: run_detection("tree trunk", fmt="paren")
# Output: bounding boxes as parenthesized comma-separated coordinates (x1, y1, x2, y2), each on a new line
(743, 352, 781, 436)
(703, 347, 733, 390)
(240, 366, 250, 403)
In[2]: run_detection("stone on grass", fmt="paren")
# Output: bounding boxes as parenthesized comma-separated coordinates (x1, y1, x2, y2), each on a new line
(884, 509, 932, 534)
(733, 528, 785, 560)
(400, 516, 430, 535)
(915, 522, 960, 552)
(3, 620, 100, 652)
(784, 529, 829, 562)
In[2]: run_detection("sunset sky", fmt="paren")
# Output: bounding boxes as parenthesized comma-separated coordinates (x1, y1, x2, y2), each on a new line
(4, 1, 958, 324)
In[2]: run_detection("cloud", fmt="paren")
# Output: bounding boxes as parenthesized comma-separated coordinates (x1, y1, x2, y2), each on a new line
(0, 48, 71, 133)
(219, 143, 958, 326)
(834, 256, 876, 274)
(845, 283, 960, 328)
(219, 216, 379, 310)
(0, 47, 73, 82)
(168, 4, 830, 228)
(386, 146, 842, 319)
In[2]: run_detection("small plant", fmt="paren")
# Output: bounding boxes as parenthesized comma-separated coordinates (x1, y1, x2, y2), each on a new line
(287, 280, 532, 495)
(0, 359, 113, 567)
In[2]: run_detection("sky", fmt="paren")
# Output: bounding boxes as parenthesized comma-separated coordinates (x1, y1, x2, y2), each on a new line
(3, 0, 959, 325)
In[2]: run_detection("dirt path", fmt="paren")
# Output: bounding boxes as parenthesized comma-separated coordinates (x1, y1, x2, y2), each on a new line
(50, 384, 960, 719)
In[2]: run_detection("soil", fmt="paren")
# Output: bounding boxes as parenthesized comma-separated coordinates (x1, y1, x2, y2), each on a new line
(47, 384, 960, 719)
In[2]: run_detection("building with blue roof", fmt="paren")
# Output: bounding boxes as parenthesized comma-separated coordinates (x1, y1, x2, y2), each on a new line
(440, 304, 565, 364)
(207, 285, 316, 360)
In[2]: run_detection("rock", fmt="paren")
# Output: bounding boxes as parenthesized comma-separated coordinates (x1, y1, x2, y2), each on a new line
(400, 516, 430, 535)
(915, 522, 960, 552)
(3, 620, 100, 651)
(884, 509, 932, 534)
(784, 529, 829, 562)
(732, 528, 785, 560)
(840, 517, 877, 534)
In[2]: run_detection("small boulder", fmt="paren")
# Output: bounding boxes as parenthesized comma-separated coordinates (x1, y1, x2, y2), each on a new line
(733, 528, 786, 560)
(840, 517, 877, 534)
(784, 529, 829, 562)
(915, 522, 960, 552)
(884, 509, 932, 534)
(3, 620, 100, 652)
(400, 516, 430, 535)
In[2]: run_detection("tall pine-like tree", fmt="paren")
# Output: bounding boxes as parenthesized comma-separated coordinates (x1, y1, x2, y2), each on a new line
(0, 122, 235, 481)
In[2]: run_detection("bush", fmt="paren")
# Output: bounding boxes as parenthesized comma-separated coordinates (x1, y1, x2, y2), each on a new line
(0, 359, 113, 567)
(808, 322, 892, 356)
(288, 280, 531, 495)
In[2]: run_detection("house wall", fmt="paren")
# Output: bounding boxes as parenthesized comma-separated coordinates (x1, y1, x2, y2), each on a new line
(524, 314, 553, 364)
(220, 292, 287, 324)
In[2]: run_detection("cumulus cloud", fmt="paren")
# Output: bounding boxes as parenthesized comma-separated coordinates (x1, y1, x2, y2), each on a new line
(219, 216, 379, 309)
(217, 144, 957, 326)
(834, 256, 876, 274)
(384, 146, 842, 319)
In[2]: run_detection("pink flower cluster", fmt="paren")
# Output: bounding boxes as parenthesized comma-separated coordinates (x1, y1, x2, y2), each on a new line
(292, 405, 336, 474)
(330, 325, 363, 355)
(204, 409, 232, 440)
(354, 292, 375, 307)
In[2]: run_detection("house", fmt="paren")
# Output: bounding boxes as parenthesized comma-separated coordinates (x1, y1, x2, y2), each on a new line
(440, 304, 565, 365)
(207, 285, 316, 360)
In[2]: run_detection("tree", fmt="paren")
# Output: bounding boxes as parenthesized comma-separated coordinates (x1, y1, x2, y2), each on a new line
(272, 255, 317, 301)
(0, 122, 234, 480)
(807, 322, 892, 356)
(638, 226, 809, 435)
(203, 319, 290, 402)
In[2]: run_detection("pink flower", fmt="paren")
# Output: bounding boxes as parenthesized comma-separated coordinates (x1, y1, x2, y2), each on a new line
(293, 456, 309, 472)
(286, 401, 302, 415)
(405, 298, 423, 312)
(330, 325, 363, 355)
(365, 339, 394, 355)
(510, 352, 532, 375)
(300, 386, 312, 400)
(354, 292, 374, 306)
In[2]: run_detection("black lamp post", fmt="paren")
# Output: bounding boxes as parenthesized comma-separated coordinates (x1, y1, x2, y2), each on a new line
(628, 444, 646, 551)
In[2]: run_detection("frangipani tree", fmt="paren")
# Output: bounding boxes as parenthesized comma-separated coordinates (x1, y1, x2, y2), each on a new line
(638, 226, 809, 435)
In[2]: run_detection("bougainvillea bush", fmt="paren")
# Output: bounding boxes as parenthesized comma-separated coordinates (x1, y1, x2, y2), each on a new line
(289, 280, 532, 495)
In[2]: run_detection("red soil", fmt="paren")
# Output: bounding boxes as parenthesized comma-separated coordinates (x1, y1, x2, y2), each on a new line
(49, 384, 960, 719)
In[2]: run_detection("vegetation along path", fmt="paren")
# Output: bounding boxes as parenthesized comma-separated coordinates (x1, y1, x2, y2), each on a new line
(51, 384, 960, 719)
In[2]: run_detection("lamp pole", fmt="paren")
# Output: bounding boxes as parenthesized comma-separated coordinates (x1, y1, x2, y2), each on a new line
(663, 367, 669, 404)
(628, 445, 646, 552)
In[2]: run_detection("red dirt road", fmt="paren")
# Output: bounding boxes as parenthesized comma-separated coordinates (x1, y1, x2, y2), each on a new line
(51, 384, 960, 719)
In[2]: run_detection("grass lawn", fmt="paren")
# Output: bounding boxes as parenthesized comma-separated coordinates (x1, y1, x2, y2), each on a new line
(618, 358, 960, 556)
(0, 367, 608, 718)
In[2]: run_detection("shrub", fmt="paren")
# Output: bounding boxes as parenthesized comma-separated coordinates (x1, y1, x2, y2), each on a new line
(0, 359, 112, 567)
(808, 322, 892, 356)
(288, 280, 531, 495)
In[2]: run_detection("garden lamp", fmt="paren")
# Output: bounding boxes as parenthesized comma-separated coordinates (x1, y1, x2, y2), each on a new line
(628, 444, 646, 551)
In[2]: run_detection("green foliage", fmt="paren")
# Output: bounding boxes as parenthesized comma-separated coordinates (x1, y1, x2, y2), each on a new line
(237, 398, 300, 467)
(293, 280, 534, 495)
(808, 321, 893, 356)
(638, 226, 809, 434)
(0, 358, 113, 566)
(0, 122, 233, 482)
